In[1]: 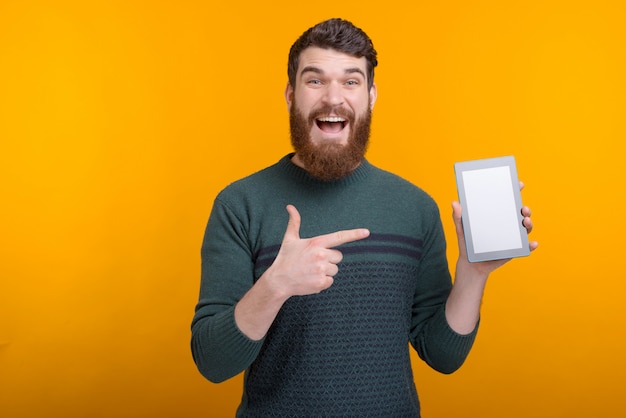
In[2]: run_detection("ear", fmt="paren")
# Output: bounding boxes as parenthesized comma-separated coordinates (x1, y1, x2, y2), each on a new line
(285, 82, 294, 112)
(369, 83, 378, 110)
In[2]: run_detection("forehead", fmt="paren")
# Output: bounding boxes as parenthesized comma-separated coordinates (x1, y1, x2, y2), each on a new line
(297, 47, 367, 77)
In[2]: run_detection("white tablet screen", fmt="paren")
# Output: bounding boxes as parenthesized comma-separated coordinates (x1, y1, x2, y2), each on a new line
(462, 166, 522, 253)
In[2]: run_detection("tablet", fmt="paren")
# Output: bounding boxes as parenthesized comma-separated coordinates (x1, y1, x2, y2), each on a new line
(454, 156, 530, 262)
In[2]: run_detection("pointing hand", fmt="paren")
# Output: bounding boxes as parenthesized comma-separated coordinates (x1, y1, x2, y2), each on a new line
(265, 205, 370, 298)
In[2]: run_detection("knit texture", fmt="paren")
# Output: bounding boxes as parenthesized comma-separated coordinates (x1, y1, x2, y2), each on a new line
(191, 154, 478, 417)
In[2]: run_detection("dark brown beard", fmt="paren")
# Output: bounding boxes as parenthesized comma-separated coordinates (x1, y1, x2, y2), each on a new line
(289, 100, 371, 181)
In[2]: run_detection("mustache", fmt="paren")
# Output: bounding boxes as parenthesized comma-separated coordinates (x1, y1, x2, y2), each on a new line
(308, 105, 355, 123)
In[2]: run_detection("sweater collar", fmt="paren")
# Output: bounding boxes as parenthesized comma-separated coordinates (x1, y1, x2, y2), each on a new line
(279, 153, 372, 187)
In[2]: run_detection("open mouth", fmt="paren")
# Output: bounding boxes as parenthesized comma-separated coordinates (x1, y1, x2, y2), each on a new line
(315, 116, 347, 134)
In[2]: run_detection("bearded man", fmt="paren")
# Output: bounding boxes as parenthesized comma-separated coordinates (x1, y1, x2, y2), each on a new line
(191, 18, 536, 417)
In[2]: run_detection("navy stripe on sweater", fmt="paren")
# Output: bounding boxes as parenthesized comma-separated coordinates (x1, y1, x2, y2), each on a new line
(253, 233, 423, 269)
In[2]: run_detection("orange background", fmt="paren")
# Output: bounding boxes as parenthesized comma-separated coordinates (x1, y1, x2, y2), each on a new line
(2, 1, 625, 417)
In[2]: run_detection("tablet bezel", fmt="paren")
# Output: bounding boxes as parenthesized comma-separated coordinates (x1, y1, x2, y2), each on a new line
(454, 156, 530, 262)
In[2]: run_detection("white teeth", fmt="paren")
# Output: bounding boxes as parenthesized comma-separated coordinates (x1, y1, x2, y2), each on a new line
(317, 116, 345, 122)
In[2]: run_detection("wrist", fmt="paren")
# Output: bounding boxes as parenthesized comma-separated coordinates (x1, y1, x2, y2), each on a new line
(258, 267, 292, 305)
(455, 259, 490, 284)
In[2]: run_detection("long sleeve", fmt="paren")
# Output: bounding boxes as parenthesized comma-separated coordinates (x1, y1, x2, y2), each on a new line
(190, 197, 264, 383)
(408, 199, 478, 374)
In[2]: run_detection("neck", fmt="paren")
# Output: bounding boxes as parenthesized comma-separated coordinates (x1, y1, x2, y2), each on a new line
(290, 153, 306, 169)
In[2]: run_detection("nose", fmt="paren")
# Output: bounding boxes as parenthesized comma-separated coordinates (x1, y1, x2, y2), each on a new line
(322, 82, 344, 107)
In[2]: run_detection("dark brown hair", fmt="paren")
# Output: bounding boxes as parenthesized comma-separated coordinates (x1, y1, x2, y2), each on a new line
(287, 18, 378, 90)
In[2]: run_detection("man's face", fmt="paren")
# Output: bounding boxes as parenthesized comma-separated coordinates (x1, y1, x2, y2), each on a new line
(285, 47, 377, 181)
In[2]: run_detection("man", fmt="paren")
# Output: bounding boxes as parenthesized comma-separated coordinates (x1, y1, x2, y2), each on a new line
(191, 18, 537, 417)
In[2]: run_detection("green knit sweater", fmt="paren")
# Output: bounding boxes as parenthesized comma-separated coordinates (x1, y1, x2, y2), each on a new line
(191, 154, 478, 417)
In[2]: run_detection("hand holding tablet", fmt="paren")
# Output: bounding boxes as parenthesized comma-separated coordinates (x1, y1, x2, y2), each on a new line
(454, 156, 530, 262)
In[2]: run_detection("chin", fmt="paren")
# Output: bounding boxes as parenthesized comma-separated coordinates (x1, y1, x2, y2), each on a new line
(311, 133, 350, 147)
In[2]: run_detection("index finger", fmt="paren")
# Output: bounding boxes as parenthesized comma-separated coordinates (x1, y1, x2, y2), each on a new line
(313, 228, 371, 248)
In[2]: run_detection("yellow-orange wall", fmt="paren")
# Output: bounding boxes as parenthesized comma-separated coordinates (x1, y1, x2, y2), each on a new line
(1, 1, 625, 417)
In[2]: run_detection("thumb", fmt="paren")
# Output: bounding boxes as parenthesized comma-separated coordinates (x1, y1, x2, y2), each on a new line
(451, 201, 466, 251)
(282, 204, 301, 243)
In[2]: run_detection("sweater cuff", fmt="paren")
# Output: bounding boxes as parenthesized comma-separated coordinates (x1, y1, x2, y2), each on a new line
(196, 307, 265, 383)
(216, 306, 265, 362)
(424, 307, 479, 374)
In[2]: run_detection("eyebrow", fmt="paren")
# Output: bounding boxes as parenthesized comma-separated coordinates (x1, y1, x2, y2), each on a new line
(300, 66, 366, 79)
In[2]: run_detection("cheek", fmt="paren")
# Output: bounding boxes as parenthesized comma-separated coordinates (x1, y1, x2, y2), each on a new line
(294, 95, 317, 113)
(348, 94, 371, 111)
